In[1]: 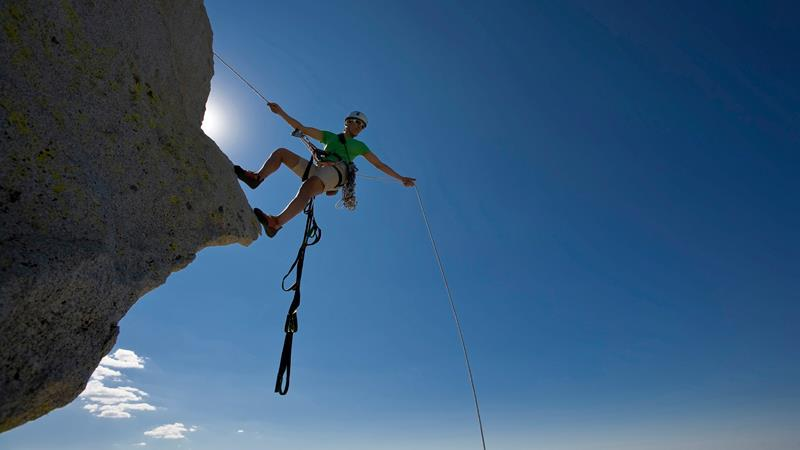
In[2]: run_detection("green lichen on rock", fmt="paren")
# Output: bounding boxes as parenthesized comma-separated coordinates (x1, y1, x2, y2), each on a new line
(1, 3, 24, 43)
(7, 110, 30, 134)
(1, 2, 34, 67)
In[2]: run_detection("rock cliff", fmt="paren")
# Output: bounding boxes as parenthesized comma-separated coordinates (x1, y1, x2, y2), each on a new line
(0, 0, 259, 432)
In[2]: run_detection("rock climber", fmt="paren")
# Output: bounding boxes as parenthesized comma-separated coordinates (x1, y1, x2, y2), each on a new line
(234, 102, 416, 237)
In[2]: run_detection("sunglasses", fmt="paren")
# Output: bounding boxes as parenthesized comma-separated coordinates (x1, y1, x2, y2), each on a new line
(346, 118, 365, 128)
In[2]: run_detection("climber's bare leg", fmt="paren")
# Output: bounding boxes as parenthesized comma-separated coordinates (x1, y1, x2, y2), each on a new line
(275, 176, 325, 226)
(256, 148, 301, 181)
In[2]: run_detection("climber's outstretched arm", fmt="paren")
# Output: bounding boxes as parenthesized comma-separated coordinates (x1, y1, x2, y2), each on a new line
(363, 152, 416, 187)
(267, 102, 323, 141)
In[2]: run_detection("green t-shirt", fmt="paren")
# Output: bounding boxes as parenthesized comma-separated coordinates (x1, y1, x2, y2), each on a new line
(320, 131, 371, 163)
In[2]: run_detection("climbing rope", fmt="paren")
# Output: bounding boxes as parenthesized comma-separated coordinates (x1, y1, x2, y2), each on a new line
(415, 185, 486, 450)
(364, 177, 487, 450)
(213, 51, 271, 103)
(213, 51, 486, 448)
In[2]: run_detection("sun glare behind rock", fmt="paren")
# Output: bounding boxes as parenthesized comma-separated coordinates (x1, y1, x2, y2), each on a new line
(201, 101, 226, 140)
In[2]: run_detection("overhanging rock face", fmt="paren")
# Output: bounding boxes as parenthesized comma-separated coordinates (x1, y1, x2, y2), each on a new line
(0, 0, 260, 432)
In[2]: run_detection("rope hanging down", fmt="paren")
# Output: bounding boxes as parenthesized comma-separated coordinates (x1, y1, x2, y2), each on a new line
(413, 185, 486, 450)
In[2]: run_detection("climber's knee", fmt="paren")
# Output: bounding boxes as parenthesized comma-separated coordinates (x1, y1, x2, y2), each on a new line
(273, 147, 301, 168)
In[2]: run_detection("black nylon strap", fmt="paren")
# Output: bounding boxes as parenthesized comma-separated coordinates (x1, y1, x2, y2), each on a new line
(302, 159, 313, 182)
(333, 164, 343, 188)
(337, 133, 350, 159)
(274, 198, 322, 395)
(274, 321, 294, 394)
(275, 128, 339, 395)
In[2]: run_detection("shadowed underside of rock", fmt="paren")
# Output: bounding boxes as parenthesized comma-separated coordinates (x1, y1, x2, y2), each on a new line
(0, 0, 260, 432)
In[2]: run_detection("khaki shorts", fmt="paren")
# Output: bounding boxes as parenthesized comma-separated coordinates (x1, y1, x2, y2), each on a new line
(289, 157, 346, 192)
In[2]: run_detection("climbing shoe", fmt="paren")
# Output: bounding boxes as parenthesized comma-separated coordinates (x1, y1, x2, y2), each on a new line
(254, 208, 282, 238)
(234, 165, 263, 189)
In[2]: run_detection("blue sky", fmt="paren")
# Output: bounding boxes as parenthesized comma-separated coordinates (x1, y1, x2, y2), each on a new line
(3, 1, 799, 449)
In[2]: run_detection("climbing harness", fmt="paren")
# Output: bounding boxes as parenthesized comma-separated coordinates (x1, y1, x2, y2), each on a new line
(291, 128, 359, 211)
(213, 51, 486, 449)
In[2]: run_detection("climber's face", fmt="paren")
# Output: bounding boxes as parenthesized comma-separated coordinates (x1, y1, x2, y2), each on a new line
(345, 118, 365, 136)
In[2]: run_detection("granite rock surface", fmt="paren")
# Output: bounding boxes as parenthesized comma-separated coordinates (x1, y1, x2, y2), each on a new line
(0, 0, 259, 432)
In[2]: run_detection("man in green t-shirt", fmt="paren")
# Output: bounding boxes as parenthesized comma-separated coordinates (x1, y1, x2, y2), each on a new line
(234, 102, 416, 237)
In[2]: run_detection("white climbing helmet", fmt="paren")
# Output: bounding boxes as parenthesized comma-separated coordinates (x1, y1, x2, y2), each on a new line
(345, 111, 368, 128)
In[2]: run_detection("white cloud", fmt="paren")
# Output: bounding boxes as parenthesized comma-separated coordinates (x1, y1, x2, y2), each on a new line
(144, 423, 197, 440)
(82, 400, 156, 418)
(134, 443, 147, 447)
(79, 349, 155, 419)
(81, 381, 148, 405)
(90, 365, 122, 381)
(100, 349, 145, 369)
(237, 429, 244, 433)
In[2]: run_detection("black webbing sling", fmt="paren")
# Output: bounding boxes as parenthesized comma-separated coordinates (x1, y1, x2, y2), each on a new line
(274, 167, 323, 395)
(275, 130, 353, 395)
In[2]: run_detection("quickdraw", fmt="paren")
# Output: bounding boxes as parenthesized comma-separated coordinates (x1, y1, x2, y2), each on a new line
(291, 128, 330, 165)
